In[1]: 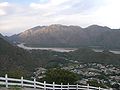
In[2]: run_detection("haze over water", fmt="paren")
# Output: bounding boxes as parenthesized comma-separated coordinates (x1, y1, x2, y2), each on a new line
(18, 43, 120, 54)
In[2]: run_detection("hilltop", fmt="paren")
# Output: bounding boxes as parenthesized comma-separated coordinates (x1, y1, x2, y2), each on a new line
(9, 24, 120, 49)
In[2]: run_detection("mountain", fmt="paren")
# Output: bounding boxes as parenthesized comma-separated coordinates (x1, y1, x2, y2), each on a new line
(0, 33, 120, 78)
(0, 34, 38, 77)
(0, 33, 3, 38)
(0, 33, 7, 40)
(9, 24, 120, 49)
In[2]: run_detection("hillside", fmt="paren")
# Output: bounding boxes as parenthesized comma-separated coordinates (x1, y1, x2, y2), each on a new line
(1, 32, 120, 79)
(67, 48, 120, 65)
(0, 34, 38, 78)
(29, 48, 120, 68)
(9, 24, 120, 49)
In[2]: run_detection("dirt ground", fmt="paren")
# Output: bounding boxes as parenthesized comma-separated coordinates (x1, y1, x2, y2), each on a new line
(0, 87, 42, 90)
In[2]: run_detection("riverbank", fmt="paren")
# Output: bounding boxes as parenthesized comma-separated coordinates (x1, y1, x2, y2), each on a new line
(17, 43, 120, 54)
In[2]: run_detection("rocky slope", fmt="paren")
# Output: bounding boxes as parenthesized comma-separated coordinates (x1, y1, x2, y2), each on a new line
(9, 24, 120, 49)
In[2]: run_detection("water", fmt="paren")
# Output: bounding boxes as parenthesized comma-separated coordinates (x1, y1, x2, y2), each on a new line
(17, 43, 77, 52)
(92, 49, 120, 54)
(17, 43, 120, 54)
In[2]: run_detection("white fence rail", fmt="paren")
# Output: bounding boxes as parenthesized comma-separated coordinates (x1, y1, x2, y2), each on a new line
(0, 74, 112, 90)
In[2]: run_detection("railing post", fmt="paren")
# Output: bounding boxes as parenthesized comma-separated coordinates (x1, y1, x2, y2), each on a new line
(53, 82, 55, 90)
(67, 83, 69, 90)
(21, 77, 23, 87)
(87, 84, 89, 90)
(44, 81, 46, 90)
(76, 84, 78, 90)
(99, 87, 101, 90)
(5, 74, 8, 88)
(34, 78, 36, 88)
(61, 83, 63, 90)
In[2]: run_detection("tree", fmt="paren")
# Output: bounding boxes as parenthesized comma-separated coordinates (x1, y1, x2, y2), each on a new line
(112, 83, 120, 89)
(41, 68, 79, 84)
(7, 68, 28, 78)
(87, 80, 106, 88)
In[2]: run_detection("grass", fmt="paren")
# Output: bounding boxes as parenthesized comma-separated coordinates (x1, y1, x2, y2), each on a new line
(8, 86, 22, 90)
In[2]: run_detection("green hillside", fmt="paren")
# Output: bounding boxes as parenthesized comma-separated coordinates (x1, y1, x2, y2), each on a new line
(30, 48, 120, 68)
(0, 35, 120, 79)
(68, 48, 120, 65)
(0, 37, 38, 78)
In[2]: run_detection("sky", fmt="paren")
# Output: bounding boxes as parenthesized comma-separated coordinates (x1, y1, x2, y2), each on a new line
(0, 0, 120, 36)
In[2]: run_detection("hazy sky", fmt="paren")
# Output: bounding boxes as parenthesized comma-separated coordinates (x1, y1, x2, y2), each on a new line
(0, 0, 120, 36)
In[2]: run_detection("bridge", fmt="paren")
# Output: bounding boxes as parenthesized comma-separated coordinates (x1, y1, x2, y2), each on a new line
(0, 74, 112, 90)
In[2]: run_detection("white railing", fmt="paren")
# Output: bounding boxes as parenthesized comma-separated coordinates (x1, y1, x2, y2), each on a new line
(0, 74, 112, 90)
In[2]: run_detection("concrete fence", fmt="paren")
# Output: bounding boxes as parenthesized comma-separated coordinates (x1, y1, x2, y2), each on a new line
(0, 74, 112, 90)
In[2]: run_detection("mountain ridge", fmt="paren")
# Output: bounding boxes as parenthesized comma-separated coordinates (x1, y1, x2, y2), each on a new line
(9, 24, 120, 49)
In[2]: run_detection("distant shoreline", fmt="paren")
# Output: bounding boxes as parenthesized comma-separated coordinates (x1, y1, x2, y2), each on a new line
(17, 43, 120, 54)
(17, 43, 77, 52)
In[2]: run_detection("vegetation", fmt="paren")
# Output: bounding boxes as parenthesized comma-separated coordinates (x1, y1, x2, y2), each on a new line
(30, 50, 68, 68)
(0, 37, 38, 78)
(0, 36, 120, 79)
(41, 68, 79, 84)
(67, 48, 120, 65)
(87, 80, 107, 88)
(8, 86, 21, 90)
(112, 83, 120, 89)
(30, 48, 120, 69)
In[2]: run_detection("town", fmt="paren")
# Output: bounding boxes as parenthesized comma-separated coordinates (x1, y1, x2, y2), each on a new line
(34, 60, 120, 88)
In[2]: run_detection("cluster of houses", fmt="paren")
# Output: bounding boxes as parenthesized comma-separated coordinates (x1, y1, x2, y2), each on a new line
(62, 63, 120, 86)
(33, 61, 120, 87)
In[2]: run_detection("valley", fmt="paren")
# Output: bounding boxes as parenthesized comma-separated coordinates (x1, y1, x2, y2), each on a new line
(18, 43, 120, 54)
(1, 0, 120, 89)
(0, 24, 120, 89)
